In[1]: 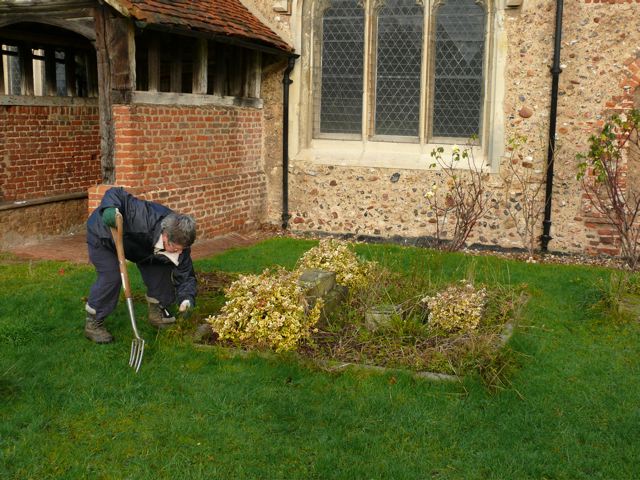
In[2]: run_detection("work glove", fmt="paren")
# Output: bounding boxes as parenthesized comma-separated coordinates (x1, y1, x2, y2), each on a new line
(102, 207, 119, 228)
(179, 299, 192, 312)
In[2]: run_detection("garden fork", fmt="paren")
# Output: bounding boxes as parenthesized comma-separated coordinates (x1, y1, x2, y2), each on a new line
(110, 209, 145, 372)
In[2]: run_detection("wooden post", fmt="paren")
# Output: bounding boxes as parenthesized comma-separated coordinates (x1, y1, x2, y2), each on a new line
(65, 48, 77, 96)
(192, 38, 207, 94)
(109, 16, 136, 93)
(246, 50, 261, 99)
(95, 6, 115, 183)
(228, 46, 243, 97)
(213, 47, 227, 96)
(86, 50, 98, 97)
(94, 5, 136, 184)
(18, 44, 34, 96)
(44, 47, 57, 96)
(0, 51, 5, 95)
(147, 35, 160, 92)
(170, 43, 182, 93)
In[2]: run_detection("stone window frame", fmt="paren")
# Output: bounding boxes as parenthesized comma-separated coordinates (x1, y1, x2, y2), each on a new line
(295, 0, 508, 170)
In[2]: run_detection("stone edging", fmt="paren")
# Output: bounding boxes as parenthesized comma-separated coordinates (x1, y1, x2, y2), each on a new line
(193, 343, 461, 382)
(193, 320, 515, 383)
(194, 292, 514, 382)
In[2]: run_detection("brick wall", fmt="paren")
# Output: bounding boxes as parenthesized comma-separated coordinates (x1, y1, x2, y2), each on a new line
(0, 199, 87, 248)
(90, 104, 266, 239)
(580, 54, 640, 256)
(0, 103, 101, 202)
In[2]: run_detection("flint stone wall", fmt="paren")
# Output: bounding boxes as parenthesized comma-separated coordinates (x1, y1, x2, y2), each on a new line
(251, 0, 640, 255)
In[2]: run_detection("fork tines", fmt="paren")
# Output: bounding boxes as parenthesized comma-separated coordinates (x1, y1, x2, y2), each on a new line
(129, 339, 145, 373)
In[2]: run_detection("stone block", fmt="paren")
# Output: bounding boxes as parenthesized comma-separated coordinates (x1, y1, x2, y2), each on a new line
(365, 304, 402, 332)
(298, 269, 336, 299)
(320, 284, 348, 320)
(193, 323, 215, 343)
(297, 269, 347, 320)
(619, 293, 640, 320)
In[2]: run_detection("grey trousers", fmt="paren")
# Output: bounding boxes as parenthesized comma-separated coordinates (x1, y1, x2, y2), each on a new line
(87, 241, 175, 321)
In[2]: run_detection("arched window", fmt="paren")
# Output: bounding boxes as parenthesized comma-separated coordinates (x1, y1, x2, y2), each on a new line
(0, 23, 97, 97)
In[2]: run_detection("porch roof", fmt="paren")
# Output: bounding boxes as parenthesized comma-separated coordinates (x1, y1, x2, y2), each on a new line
(105, 0, 293, 54)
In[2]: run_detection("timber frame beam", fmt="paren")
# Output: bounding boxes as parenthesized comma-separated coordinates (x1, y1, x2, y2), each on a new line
(94, 4, 135, 184)
(0, 0, 285, 185)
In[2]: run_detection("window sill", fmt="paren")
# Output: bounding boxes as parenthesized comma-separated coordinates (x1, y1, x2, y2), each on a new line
(294, 138, 489, 171)
(131, 91, 263, 109)
(0, 95, 98, 106)
(0, 192, 88, 212)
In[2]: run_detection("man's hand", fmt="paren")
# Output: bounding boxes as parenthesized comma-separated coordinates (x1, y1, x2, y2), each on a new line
(179, 299, 192, 312)
(102, 207, 119, 228)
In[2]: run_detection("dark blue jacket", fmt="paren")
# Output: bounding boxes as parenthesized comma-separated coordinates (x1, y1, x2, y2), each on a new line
(87, 187, 196, 305)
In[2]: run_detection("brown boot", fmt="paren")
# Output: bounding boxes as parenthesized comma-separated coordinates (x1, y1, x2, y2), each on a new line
(146, 296, 176, 329)
(84, 304, 114, 344)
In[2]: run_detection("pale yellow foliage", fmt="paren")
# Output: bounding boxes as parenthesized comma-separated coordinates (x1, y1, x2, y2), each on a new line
(295, 239, 376, 291)
(206, 268, 323, 352)
(423, 281, 487, 333)
(207, 240, 376, 352)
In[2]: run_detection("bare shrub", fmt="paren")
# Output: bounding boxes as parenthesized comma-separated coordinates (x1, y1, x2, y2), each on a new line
(425, 141, 492, 251)
(577, 109, 640, 268)
(500, 134, 550, 257)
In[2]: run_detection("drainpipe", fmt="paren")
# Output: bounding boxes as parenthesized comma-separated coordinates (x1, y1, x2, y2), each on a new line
(282, 55, 298, 230)
(541, 0, 564, 252)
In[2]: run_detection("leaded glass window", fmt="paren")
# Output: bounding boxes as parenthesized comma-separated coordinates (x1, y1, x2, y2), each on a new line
(432, 0, 486, 138)
(312, 0, 488, 143)
(318, 0, 364, 135)
(374, 0, 423, 137)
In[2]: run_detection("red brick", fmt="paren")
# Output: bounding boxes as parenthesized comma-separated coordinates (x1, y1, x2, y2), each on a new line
(0, 104, 100, 203)
(104, 104, 266, 239)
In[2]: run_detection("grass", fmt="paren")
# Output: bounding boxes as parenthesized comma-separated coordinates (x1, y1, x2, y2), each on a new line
(1, 239, 639, 479)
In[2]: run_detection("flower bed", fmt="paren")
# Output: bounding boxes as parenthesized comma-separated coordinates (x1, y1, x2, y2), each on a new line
(196, 240, 525, 387)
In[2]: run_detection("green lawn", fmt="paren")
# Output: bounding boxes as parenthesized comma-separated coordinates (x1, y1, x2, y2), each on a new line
(1, 238, 638, 479)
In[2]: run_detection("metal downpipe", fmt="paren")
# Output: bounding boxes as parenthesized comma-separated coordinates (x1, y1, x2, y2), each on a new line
(282, 55, 297, 230)
(541, 0, 564, 252)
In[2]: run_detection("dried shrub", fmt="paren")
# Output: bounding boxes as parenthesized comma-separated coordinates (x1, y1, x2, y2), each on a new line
(501, 133, 549, 257)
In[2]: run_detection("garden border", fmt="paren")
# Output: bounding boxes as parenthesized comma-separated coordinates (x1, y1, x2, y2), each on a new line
(193, 344, 459, 381)
(193, 319, 514, 383)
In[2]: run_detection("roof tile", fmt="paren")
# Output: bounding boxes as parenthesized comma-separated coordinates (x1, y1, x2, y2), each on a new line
(114, 0, 293, 53)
